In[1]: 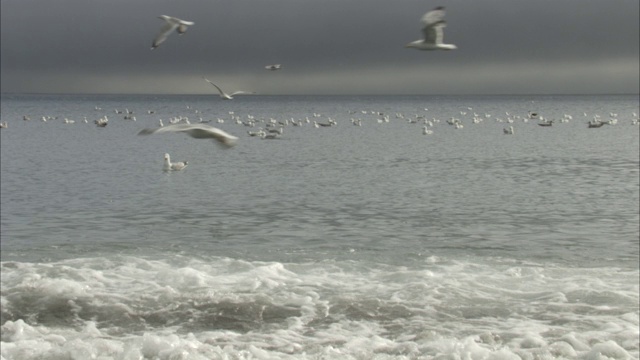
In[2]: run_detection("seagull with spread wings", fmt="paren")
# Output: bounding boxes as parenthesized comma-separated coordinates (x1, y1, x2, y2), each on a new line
(265, 64, 282, 71)
(202, 78, 255, 100)
(151, 15, 194, 50)
(406, 6, 457, 51)
(138, 123, 238, 148)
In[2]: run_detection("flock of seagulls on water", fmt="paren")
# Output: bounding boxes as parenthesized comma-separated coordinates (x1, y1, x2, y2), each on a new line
(4, 105, 639, 171)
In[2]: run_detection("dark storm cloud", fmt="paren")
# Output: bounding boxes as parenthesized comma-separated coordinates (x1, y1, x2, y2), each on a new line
(1, 0, 638, 94)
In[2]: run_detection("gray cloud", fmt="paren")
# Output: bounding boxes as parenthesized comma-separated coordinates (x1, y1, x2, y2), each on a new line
(1, 0, 638, 94)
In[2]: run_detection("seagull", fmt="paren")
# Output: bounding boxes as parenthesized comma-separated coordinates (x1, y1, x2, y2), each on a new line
(163, 153, 188, 171)
(406, 6, 457, 51)
(265, 64, 282, 71)
(151, 15, 194, 50)
(248, 128, 266, 137)
(95, 117, 108, 127)
(138, 123, 238, 148)
(202, 78, 254, 100)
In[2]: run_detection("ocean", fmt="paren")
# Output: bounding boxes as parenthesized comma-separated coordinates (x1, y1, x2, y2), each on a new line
(1, 93, 638, 359)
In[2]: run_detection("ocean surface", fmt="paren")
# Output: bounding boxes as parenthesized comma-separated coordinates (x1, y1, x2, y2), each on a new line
(1, 94, 639, 359)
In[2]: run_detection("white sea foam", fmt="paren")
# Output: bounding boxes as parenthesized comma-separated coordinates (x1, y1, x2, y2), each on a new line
(1, 256, 638, 359)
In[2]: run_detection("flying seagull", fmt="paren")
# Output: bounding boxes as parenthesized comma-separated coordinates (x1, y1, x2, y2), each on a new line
(265, 64, 282, 71)
(138, 123, 238, 148)
(406, 6, 457, 51)
(202, 77, 255, 100)
(151, 15, 194, 50)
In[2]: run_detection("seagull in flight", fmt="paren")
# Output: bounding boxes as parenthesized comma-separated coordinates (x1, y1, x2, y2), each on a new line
(202, 77, 254, 100)
(265, 64, 282, 71)
(151, 15, 194, 50)
(406, 6, 457, 51)
(138, 123, 238, 148)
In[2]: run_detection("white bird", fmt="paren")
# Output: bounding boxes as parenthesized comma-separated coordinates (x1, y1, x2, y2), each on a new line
(265, 64, 282, 71)
(262, 132, 281, 140)
(314, 121, 332, 127)
(406, 6, 457, 51)
(151, 15, 194, 50)
(95, 117, 108, 127)
(163, 153, 188, 171)
(248, 128, 266, 137)
(138, 123, 238, 148)
(0, 121, 8, 129)
(503, 126, 514, 135)
(202, 78, 254, 100)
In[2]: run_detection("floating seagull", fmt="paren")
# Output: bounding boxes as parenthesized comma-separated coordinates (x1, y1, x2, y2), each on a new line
(265, 64, 282, 71)
(248, 128, 266, 137)
(95, 117, 108, 127)
(262, 133, 281, 140)
(163, 153, 188, 171)
(138, 123, 238, 148)
(151, 15, 194, 50)
(406, 6, 457, 51)
(314, 121, 332, 127)
(202, 78, 254, 100)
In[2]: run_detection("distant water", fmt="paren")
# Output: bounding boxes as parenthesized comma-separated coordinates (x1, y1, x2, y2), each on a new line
(1, 94, 639, 359)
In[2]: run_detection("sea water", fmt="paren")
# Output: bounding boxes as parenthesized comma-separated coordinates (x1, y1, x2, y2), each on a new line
(1, 94, 639, 359)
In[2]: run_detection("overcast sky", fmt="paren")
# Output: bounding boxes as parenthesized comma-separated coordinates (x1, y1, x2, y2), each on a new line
(1, 0, 638, 95)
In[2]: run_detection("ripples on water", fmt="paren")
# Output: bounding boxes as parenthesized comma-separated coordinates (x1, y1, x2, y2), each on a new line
(0, 94, 638, 359)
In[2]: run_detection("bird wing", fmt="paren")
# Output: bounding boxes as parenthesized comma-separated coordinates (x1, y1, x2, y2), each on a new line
(172, 161, 188, 170)
(178, 19, 194, 25)
(421, 6, 446, 27)
(138, 123, 238, 148)
(420, 7, 447, 44)
(152, 20, 179, 49)
(202, 78, 227, 97)
(184, 125, 239, 147)
(229, 91, 255, 96)
(139, 123, 205, 135)
(422, 22, 446, 45)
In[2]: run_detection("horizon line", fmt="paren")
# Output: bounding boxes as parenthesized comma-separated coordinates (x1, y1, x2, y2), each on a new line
(2, 92, 639, 97)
